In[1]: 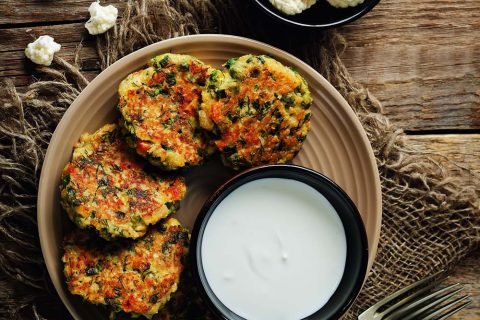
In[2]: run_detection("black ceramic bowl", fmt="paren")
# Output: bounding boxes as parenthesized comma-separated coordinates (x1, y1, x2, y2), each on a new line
(253, 0, 380, 29)
(191, 164, 368, 320)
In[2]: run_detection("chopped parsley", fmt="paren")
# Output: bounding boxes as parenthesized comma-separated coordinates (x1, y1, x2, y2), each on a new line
(158, 55, 169, 68)
(166, 73, 176, 86)
(177, 63, 189, 72)
(224, 58, 237, 69)
(62, 174, 70, 186)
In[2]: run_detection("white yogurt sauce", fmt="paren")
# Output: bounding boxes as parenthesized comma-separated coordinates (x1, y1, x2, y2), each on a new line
(201, 178, 347, 320)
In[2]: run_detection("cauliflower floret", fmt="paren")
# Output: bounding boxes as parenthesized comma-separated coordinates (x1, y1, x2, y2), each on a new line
(327, 0, 365, 8)
(85, 1, 118, 35)
(269, 0, 317, 15)
(24, 36, 61, 66)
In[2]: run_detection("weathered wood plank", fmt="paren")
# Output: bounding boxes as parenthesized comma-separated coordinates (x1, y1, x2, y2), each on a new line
(405, 134, 479, 320)
(340, 0, 480, 131)
(407, 134, 480, 175)
(445, 249, 480, 320)
(0, 23, 100, 87)
(342, 0, 480, 46)
(0, 0, 125, 26)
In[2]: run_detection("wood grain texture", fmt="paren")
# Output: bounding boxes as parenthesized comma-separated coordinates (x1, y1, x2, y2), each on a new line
(0, 23, 100, 88)
(444, 249, 480, 320)
(340, 0, 480, 132)
(407, 134, 480, 175)
(406, 134, 479, 319)
(0, 0, 125, 26)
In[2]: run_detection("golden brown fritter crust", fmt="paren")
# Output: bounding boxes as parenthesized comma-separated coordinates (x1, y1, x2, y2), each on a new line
(63, 218, 189, 318)
(60, 124, 186, 240)
(118, 53, 215, 170)
(112, 269, 216, 320)
(199, 54, 312, 169)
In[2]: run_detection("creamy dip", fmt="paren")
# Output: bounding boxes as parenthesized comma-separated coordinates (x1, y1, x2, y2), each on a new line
(201, 178, 347, 320)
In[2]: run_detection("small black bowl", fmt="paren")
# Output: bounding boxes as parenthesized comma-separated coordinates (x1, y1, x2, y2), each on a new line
(191, 164, 368, 320)
(253, 0, 380, 29)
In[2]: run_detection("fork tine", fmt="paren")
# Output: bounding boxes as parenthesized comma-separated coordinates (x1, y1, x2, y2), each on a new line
(382, 284, 463, 320)
(400, 292, 469, 320)
(431, 299, 473, 320)
(378, 280, 442, 318)
(366, 270, 445, 313)
(423, 296, 472, 320)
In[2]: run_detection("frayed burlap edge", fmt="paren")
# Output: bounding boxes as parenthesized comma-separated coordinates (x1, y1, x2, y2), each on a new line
(0, 0, 479, 319)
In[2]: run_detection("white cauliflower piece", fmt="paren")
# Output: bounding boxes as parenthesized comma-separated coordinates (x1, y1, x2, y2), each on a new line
(327, 0, 365, 8)
(269, 0, 317, 15)
(24, 36, 61, 66)
(85, 1, 118, 35)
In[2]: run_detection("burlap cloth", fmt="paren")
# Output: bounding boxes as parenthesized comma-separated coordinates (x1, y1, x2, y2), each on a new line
(1, 1, 479, 319)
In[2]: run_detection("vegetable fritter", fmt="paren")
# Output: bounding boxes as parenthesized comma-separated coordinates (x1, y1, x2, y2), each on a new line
(199, 54, 312, 169)
(112, 269, 215, 320)
(63, 218, 189, 319)
(60, 124, 186, 240)
(118, 53, 215, 170)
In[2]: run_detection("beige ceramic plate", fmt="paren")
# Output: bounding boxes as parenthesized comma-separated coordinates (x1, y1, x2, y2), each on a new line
(38, 34, 381, 319)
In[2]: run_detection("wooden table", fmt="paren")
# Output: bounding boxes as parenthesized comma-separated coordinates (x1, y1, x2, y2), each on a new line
(0, 0, 478, 318)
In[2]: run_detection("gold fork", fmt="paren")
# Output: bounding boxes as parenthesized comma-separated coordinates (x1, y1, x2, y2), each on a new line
(358, 271, 472, 320)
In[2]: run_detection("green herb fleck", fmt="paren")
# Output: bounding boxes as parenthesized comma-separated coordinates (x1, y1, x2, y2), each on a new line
(178, 63, 189, 72)
(165, 201, 176, 212)
(62, 174, 70, 186)
(149, 294, 158, 304)
(161, 143, 173, 151)
(130, 215, 142, 227)
(114, 287, 122, 296)
(67, 187, 80, 206)
(161, 242, 169, 253)
(166, 73, 176, 86)
(143, 236, 154, 250)
(227, 112, 240, 123)
(162, 117, 176, 129)
(224, 58, 237, 69)
(86, 267, 99, 276)
(229, 68, 238, 79)
(281, 95, 294, 109)
(158, 55, 169, 68)
(301, 101, 311, 109)
(149, 85, 169, 97)
(73, 213, 83, 226)
(262, 101, 272, 113)
(215, 89, 226, 100)
(209, 70, 221, 82)
(98, 176, 108, 187)
(128, 189, 147, 198)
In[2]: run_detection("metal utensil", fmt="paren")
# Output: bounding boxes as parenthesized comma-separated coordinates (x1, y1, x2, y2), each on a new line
(359, 271, 472, 320)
